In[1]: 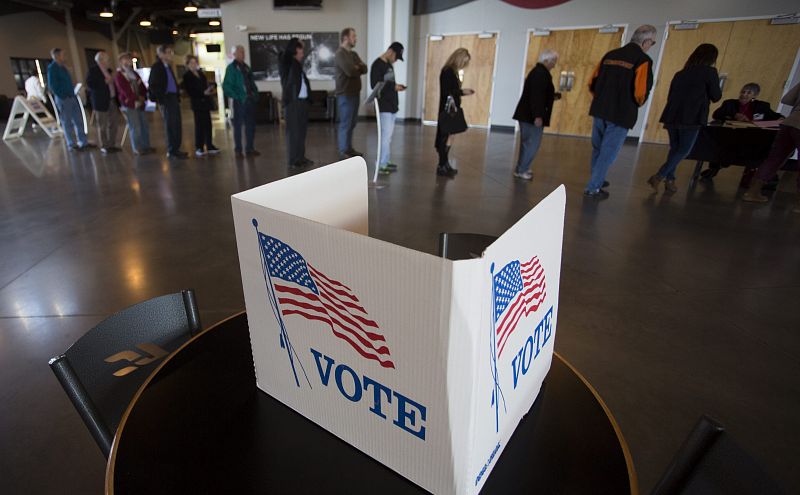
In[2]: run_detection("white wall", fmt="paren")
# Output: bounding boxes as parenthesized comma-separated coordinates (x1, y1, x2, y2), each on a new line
(221, 0, 370, 107)
(414, 0, 800, 134)
(0, 11, 114, 98)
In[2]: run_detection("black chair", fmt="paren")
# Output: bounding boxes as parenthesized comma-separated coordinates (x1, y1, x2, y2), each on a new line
(651, 415, 784, 495)
(437, 232, 498, 261)
(307, 90, 333, 121)
(49, 290, 202, 457)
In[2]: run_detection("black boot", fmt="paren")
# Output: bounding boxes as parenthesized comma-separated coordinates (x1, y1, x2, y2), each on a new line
(436, 146, 457, 177)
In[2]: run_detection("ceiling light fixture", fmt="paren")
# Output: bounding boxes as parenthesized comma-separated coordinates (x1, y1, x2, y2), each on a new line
(172, 30, 178, 35)
(208, 20, 220, 26)
(184, 3, 198, 12)
(99, 8, 114, 18)
(189, 33, 197, 38)
(139, 20, 152, 27)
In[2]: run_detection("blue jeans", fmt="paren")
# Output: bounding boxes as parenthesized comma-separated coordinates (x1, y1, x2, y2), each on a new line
(515, 121, 544, 174)
(121, 107, 151, 153)
(232, 98, 256, 152)
(55, 96, 87, 148)
(655, 128, 699, 180)
(336, 95, 359, 154)
(379, 112, 396, 166)
(586, 117, 629, 192)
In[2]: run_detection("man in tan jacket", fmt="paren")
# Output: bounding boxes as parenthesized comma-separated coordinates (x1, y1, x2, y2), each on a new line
(335, 27, 368, 159)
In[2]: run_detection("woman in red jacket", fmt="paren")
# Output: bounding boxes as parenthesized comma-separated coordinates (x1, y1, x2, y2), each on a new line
(114, 52, 154, 155)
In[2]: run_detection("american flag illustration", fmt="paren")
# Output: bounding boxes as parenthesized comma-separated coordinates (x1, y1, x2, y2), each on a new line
(492, 257, 547, 357)
(258, 232, 395, 369)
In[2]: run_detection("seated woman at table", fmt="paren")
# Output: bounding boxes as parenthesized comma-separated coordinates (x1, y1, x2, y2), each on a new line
(711, 82, 783, 123)
(700, 82, 784, 180)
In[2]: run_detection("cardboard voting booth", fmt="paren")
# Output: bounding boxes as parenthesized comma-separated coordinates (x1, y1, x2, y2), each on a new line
(232, 158, 566, 494)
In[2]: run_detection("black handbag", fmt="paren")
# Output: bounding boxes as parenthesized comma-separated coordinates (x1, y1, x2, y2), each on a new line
(438, 95, 468, 134)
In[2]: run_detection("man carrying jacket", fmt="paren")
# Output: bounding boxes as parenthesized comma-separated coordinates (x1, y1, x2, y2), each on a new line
(512, 49, 559, 181)
(148, 44, 187, 159)
(585, 25, 657, 198)
(223, 45, 260, 157)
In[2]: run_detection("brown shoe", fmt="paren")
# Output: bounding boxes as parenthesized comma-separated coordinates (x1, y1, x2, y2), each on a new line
(664, 179, 678, 193)
(742, 179, 769, 203)
(647, 175, 662, 192)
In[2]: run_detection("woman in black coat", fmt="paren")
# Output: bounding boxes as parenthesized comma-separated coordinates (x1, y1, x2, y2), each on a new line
(435, 48, 475, 177)
(647, 44, 722, 193)
(280, 38, 313, 168)
(182, 55, 219, 156)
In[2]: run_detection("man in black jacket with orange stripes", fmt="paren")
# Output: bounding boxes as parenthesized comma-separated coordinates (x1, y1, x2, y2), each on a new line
(584, 25, 657, 198)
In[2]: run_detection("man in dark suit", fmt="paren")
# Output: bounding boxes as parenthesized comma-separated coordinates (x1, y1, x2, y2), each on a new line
(512, 49, 560, 181)
(86, 50, 121, 154)
(148, 44, 187, 159)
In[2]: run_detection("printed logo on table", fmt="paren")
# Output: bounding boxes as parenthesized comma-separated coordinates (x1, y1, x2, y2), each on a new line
(488, 256, 552, 432)
(253, 219, 394, 388)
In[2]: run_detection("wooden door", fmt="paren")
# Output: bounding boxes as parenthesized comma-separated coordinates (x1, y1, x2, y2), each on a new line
(524, 27, 624, 137)
(423, 34, 497, 126)
(643, 19, 800, 144)
(716, 19, 800, 109)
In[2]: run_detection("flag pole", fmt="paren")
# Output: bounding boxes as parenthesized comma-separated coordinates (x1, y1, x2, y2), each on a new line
(490, 263, 501, 433)
(253, 219, 301, 387)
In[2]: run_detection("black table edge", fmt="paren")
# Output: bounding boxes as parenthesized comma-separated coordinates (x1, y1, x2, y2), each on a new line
(553, 352, 639, 495)
(105, 311, 639, 495)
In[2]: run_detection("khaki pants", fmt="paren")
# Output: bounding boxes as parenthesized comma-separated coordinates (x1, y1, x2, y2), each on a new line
(94, 101, 120, 149)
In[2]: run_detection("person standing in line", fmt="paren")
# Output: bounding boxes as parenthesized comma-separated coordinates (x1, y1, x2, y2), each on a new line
(334, 27, 368, 159)
(512, 49, 560, 181)
(370, 42, 407, 175)
(223, 45, 260, 157)
(742, 82, 800, 212)
(86, 51, 121, 154)
(435, 48, 474, 178)
(148, 45, 187, 159)
(182, 55, 220, 157)
(584, 24, 657, 198)
(47, 48, 93, 151)
(280, 38, 313, 168)
(114, 52, 154, 155)
(647, 43, 722, 193)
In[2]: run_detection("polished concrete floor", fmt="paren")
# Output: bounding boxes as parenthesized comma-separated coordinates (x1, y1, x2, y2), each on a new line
(1, 111, 799, 494)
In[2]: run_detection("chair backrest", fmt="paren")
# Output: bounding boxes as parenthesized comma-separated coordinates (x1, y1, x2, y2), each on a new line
(49, 290, 201, 457)
(651, 415, 784, 495)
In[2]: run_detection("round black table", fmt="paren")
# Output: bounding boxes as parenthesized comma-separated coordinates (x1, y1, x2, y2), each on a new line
(106, 312, 638, 494)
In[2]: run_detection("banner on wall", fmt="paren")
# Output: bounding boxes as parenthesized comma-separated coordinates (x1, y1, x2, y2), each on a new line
(231, 158, 567, 494)
(248, 32, 338, 81)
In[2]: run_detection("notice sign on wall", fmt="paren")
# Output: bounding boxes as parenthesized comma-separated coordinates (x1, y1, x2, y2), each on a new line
(248, 32, 338, 80)
(231, 158, 566, 494)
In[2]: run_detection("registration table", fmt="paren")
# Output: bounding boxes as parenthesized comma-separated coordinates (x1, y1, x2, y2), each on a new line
(686, 124, 797, 182)
(105, 311, 637, 494)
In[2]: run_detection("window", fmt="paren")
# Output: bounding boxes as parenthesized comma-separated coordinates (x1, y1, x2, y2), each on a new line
(9, 57, 51, 93)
